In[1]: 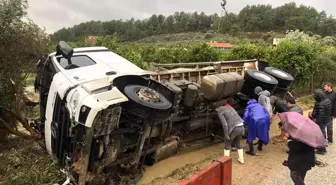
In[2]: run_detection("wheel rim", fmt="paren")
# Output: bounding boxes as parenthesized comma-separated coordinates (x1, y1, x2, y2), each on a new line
(136, 87, 161, 103)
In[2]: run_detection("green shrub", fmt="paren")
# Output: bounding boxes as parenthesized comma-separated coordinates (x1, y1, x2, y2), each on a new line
(224, 43, 270, 60)
(269, 40, 317, 86)
(187, 43, 221, 62)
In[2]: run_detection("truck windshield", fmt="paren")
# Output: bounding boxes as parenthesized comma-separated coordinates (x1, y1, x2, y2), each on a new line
(57, 55, 96, 70)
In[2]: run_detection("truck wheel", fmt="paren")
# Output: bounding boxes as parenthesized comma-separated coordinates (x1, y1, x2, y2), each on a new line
(241, 70, 278, 96)
(244, 70, 278, 87)
(123, 85, 172, 119)
(263, 67, 294, 88)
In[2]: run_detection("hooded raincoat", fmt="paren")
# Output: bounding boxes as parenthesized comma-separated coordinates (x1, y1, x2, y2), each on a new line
(259, 91, 272, 117)
(255, 87, 272, 116)
(243, 99, 271, 144)
(312, 89, 332, 126)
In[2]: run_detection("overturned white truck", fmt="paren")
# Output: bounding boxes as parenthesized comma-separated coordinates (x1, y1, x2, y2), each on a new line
(34, 42, 294, 185)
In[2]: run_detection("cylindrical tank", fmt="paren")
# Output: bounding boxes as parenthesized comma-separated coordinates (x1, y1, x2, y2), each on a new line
(183, 84, 198, 107)
(200, 73, 244, 101)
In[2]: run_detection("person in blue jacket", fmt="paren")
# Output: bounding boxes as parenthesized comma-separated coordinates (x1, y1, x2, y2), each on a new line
(243, 99, 271, 156)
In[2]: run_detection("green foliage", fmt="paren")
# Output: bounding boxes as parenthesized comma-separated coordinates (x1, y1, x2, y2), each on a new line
(187, 43, 222, 62)
(134, 32, 239, 45)
(96, 34, 119, 50)
(116, 45, 147, 69)
(95, 36, 224, 67)
(316, 47, 336, 73)
(0, 0, 49, 109)
(224, 43, 270, 60)
(76, 31, 334, 90)
(269, 40, 317, 86)
(151, 46, 189, 64)
(51, 2, 336, 43)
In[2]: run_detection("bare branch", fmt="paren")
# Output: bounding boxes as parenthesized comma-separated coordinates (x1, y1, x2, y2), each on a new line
(0, 118, 39, 140)
(0, 106, 41, 139)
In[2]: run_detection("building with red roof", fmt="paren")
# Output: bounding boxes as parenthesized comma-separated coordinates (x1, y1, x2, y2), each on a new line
(208, 41, 234, 51)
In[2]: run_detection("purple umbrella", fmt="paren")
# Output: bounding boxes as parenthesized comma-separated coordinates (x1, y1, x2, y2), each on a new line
(278, 112, 327, 148)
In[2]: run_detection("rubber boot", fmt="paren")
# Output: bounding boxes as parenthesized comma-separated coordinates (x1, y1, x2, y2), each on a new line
(224, 149, 230, 157)
(237, 149, 245, 164)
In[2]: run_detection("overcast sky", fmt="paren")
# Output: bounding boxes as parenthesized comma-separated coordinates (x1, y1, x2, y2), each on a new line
(27, 0, 335, 34)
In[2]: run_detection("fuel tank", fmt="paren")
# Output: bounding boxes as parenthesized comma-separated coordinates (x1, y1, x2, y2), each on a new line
(200, 72, 244, 101)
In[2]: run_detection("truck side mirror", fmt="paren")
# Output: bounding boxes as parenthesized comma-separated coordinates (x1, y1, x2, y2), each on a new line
(56, 41, 74, 59)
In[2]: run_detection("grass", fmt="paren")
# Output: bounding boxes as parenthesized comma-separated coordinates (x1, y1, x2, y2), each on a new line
(296, 95, 315, 110)
(0, 138, 63, 185)
(25, 74, 36, 87)
(0, 85, 63, 185)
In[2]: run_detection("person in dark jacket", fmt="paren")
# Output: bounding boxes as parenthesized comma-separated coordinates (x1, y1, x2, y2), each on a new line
(216, 104, 245, 164)
(324, 83, 336, 144)
(310, 89, 332, 154)
(286, 96, 303, 115)
(287, 136, 315, 185)
(270, 96, 289, 115)
(281, 96, 304, 167)
(271, 96, 290, 142)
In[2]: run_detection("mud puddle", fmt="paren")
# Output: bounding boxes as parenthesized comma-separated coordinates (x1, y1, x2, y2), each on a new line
(138, 141, 224, 185)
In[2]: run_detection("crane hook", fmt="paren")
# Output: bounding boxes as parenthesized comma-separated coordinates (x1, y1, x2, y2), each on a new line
(221, 0, 227, 10)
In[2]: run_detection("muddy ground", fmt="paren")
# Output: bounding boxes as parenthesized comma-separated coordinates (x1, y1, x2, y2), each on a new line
(139, 116, 289, 185)
(0, 93, 314, 185)
(140, 97, 314, 185)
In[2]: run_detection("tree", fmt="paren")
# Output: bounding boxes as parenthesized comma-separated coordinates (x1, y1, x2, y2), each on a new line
(269, 40, 317, 86)
(0, 0, 49, 139)
(51, 3, 336, 43)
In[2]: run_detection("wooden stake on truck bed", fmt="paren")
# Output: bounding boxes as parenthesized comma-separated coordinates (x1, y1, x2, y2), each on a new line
(151, 59, 258, 84)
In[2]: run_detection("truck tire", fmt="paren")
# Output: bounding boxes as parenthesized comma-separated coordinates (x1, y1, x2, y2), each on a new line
(263, 67, 294, 88)
(244, 70, 278, 87)
(123, 85, 172, 120)
(241, 70, 278, 97)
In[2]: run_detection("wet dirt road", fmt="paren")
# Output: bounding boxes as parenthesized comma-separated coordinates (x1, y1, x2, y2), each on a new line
(139, 115, 290, 185)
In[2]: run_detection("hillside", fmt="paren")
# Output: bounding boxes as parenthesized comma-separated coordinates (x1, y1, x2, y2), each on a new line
(51, 2, 336, 43)
(127, 32, 286, 45)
